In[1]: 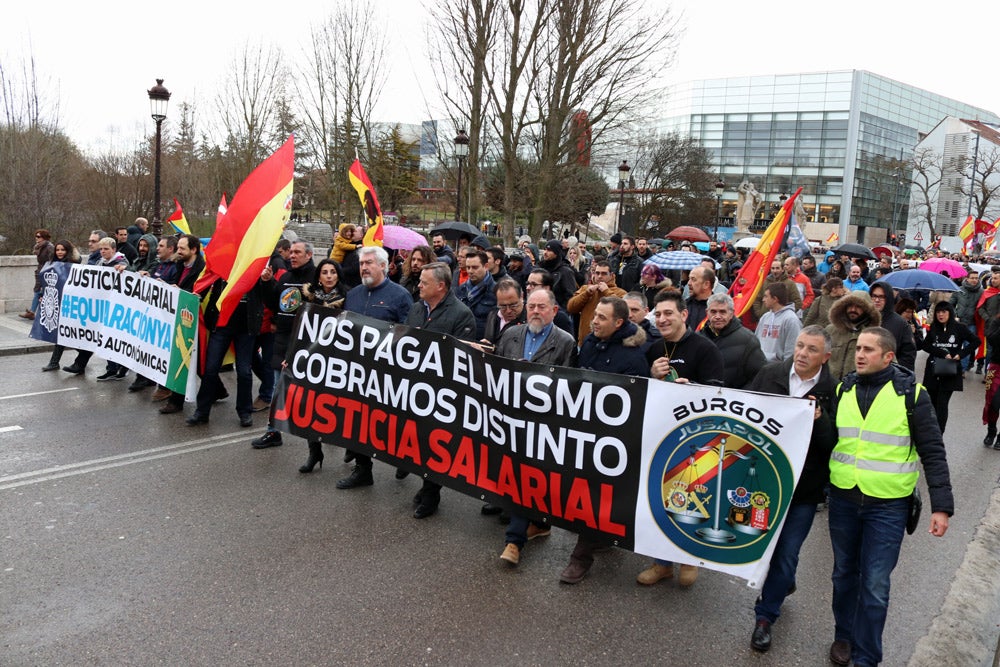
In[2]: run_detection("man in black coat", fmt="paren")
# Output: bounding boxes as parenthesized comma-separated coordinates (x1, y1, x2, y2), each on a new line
(406, 262, 476, 519)
(745, 325, 838, 653)
(700, 293, 766, 388)
(868, 281, 916, 371)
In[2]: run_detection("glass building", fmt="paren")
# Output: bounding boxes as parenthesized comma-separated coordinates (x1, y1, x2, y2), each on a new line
(655, 70, 999, 244)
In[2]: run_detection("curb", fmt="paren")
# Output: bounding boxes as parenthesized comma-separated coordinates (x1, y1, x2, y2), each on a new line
(909, 482, 1000, 666)
(0, 344, 51, 358)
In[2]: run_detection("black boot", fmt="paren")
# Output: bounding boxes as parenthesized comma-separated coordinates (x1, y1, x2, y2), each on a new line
(336, 465, 374, 489)
(299, 441, 324, 473)
(42, 346, 63, 372)
(985, 424, 997, 447)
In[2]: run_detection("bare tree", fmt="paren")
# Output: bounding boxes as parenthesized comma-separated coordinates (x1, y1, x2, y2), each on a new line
(294, 7, 387, 225)
(909, 147, 942, 240)
(961, 144, 1000, 222)
(632, 133, 715, 235)
(215, 41, 286, 182)
(527, 0, 679, 236)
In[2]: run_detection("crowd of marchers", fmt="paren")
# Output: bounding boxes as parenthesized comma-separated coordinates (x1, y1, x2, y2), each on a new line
(23, 222, 964, 666)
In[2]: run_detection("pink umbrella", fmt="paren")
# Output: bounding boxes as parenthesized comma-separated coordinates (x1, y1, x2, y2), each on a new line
(380, 225, 428, 251)
(918, 257, 967, 279)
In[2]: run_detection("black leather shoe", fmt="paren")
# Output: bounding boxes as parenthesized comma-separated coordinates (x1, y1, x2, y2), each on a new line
(412, 492, 423, 506)
(251, 431, 283, 449)
(344, 450, 355, 463)
(481, 503, 503, 516)
(186, 413, 209, 426)
(750, 620, 772, 652)
(96, 370, 117, 381)
(829, 639, 851, 665)
(239, 414, 253, 427)
(413, 501, 438, 519)
(985, 427, 997, 447)
(42, 361, 60, 372)
(62, 364, 85, 375)
(395, 468, 409, 480)
(336, 466, 374, 489)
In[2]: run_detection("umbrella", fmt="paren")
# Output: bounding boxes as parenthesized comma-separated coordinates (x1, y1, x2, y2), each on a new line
(918, 257, 967, 279)
(665, 225, 712, 243)
(692, 241, 710, 252)
(880, 269, 959, 292)
(735, 236, 760, 249)
(903, 248, 920, 256)
(831, 243, 877, 260)
(380, 225, 427, 251)
(644, 250, 718, 271)
(429, 220, 481, 240)
(871, 244, 898, 259)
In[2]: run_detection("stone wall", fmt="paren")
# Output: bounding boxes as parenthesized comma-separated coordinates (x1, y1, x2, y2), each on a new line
(0, 256, 35, 314)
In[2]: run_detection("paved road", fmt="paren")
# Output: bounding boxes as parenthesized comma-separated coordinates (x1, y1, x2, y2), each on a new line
(1, 331, 999, 665)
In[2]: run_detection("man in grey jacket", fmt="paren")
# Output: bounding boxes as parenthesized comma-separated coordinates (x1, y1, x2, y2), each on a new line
(755, 282, 801, 362)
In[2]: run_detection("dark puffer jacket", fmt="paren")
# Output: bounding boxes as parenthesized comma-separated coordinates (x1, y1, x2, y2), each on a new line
(701, 317, 766, 388)
(578, 320, 649, 377)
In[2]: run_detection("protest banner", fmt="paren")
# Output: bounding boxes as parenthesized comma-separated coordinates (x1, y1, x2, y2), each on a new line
(274, 305, 814, 586)
(30, 264, 199, 393)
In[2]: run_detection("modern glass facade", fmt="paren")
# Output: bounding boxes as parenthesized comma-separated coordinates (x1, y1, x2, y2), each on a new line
(655, 71, 1000, 243)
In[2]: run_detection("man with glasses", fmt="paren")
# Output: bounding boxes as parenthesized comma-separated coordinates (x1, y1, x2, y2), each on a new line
(567, 260, 626, 346)
(867, 281, 916, 371)
(525, 269, 575, 337)
(482, 279, 525, 346)
(85, 230, 108, 265)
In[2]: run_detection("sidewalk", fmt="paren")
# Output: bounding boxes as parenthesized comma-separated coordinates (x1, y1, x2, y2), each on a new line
(0, 311, 53, 357)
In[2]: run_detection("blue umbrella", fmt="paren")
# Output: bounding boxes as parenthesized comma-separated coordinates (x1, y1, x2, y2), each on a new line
(644, 250, 719, 271)
(880, 269, 959, 292)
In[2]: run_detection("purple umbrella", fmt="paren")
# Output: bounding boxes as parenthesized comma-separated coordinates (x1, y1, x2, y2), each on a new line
(381, 225, 428, 251)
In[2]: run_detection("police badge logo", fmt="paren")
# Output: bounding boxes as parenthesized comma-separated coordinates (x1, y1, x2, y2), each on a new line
(646, 413, 795, 565)
(38, 269, 61, 334)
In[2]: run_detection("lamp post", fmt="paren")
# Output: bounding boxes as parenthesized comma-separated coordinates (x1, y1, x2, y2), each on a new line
(453, 129, 469, 222)
(147, 79, 171, 237)
(714, 179, 725, 241)
(617, 159, 630, 236)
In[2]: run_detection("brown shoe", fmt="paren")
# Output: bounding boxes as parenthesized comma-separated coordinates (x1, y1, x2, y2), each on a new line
(18, 310, 34, 320)
(159, 402, 182, 414)
(828, 640, 851, 665)
(252, 398, 270, 412)
(500, 543, 520, 566)
(678, 564, 699, 587)
(526, 524, 551, 540)
(559, 560, 591, 584)
(151, 387, 171, 401)
(636, 563, 674, 585)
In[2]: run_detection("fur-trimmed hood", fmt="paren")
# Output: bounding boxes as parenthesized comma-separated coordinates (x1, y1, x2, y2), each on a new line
(828, 292, 881, 332)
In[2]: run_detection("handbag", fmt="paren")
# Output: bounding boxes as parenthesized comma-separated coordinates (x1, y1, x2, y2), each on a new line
(906, 487, 922, 535)
(933, 357, 960, 377)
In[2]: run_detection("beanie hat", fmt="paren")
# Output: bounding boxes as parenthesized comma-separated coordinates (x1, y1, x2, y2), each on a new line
(610, 233, 622, 244)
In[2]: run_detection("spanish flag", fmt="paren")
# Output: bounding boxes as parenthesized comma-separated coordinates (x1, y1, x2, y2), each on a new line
(349, 159, 383, 247)
(199, 136, 294, 328)
(959, 215, 976, 251)
(730, 187, 803, 317)
(825, 232, 838, 245)
(166, 198, 191, 235)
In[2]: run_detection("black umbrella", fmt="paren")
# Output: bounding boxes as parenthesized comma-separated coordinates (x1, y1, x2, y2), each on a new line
(429, 220, 481, 240)
(831, 243, 877, 260)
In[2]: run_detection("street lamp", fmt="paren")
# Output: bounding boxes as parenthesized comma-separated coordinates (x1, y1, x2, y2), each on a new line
(617, 159, 630, 236)
(453, 129, 469, 222)
(714, 179, 725, 241)
(147, 79, 171, 236)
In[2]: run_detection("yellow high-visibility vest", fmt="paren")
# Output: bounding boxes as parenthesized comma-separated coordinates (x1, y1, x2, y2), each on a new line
(831, 382, 920, 498)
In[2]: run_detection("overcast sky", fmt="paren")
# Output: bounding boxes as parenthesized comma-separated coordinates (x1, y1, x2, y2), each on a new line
(3, 0, 997, 153)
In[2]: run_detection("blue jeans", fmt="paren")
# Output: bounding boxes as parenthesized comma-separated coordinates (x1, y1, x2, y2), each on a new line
(755, 502, 818, 623)
(963, 324, 977, 371)
(828, 492, 908, 667)
(30, 288, 41, 313)
(505, 514, 547, 549)
(196, 324, 255, 417)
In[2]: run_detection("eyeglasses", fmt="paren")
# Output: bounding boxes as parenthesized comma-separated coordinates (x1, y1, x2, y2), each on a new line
(871, 294, 886, 301)
(497, 303, 521, 311)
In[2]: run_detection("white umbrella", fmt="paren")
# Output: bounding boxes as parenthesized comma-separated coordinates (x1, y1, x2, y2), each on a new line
(735, 237, 760, 249)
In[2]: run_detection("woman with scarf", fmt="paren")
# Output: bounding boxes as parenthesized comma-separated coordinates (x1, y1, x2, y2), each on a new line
(297, 259, 349, 472)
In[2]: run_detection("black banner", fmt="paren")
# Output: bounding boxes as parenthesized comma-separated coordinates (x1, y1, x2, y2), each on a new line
(274, 304, 647, 547)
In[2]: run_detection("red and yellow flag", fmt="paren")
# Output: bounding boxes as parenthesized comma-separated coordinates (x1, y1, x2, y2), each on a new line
(825, 232, 839, 245)
(730, 187, 803, 317)
(166, 198, 191, 235)
(201, 136, 295, 328)
(349, 159, 383, 247)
